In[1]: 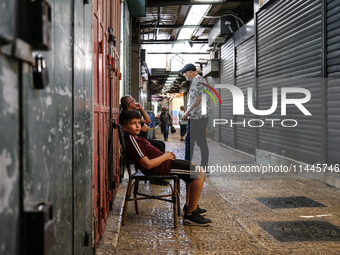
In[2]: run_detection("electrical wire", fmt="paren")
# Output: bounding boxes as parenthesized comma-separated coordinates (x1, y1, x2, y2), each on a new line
(203, 13, 245, 26)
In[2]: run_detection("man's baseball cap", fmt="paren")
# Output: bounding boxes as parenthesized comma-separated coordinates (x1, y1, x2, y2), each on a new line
(179, 63, 196, 74)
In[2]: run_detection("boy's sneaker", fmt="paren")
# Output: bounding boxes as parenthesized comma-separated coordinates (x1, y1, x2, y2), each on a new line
(183, 210, 211, 226)
(183, 204, 207, 216)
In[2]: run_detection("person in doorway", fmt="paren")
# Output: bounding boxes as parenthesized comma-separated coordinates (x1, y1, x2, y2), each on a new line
(178, 105, 188, 141)
(121, 95, 165, 153)
(119, 110, 210, 226)
(159, 106, 172, 141)
(179, 63, 210, 169)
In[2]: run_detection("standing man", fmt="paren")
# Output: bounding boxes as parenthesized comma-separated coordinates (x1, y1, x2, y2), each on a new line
(180, 63, 210, 168)
(159, 106, 172, 141)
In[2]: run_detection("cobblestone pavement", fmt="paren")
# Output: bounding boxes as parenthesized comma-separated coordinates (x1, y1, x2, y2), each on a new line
(116, 126, 340, 254)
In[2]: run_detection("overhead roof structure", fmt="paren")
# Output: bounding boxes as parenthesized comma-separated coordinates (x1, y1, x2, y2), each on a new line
(138, 0, 254, 94)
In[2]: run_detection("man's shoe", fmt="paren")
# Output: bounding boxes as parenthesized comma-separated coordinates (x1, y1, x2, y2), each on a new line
(183, 204, 207, 216)
(183, 210, 211, 226)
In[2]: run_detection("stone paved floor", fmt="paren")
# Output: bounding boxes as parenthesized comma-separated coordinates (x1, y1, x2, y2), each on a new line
(116, 126, 340, 254)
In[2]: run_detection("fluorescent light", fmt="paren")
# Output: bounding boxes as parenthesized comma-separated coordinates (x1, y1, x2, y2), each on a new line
(177, 5, 210, 40)
(185, 5, 210, 25)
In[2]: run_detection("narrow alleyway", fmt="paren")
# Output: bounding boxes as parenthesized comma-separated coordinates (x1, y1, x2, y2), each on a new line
(99, 126, 340, 254)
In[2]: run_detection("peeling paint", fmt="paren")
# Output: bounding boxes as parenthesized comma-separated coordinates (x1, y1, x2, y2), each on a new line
(1, 67, 18, 116)
(57, 86, 72, 97)
(50, 128, 57, 135)
(75, 131, 85, 145)
(57, 209, 61, 223)
(45, 96, 52, 107)
(58, 118, 64, 133)
(0, 149, 18, 213)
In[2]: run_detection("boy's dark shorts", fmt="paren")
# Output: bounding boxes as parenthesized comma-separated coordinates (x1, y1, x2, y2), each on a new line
(170, 159, 198, 184)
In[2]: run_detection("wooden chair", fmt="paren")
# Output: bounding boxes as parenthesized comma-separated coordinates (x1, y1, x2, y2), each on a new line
(118, 124, 180, 228)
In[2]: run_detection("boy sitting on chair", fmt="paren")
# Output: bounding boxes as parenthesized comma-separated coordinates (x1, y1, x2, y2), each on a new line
(120, 110, 211, 226)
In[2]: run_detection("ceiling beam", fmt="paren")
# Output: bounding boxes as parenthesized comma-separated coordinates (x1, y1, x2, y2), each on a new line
(141, 39, 208, 44)
(147, 0, 252, 7)
(152, 25, 214, 29)
(147, 0, 227, 7)
(156, 7, 162, 40)
(147, 52, 209, 54)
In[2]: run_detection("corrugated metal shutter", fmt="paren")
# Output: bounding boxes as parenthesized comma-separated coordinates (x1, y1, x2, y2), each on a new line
(212, 86, 220, 142)
(211, 81, 220, 142)
(327, 0, 340, 163)
(207, 76, 220, 140)
(257, 0, 323, 164)
(235, 36, 255, 155)
(219, 38, 234, 147)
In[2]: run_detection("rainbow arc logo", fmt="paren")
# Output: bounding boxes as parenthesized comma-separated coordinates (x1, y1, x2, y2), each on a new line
(198, 82, 222, 115)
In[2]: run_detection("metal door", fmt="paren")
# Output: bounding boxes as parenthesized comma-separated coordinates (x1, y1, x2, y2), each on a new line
(235, 36, 255, 155)
(109, 0, 122, 208)
(93, 0, 121, 246)
(257, 0, 323, 164)
(219, 38, 235, 147)
(327, 0, 340, 164)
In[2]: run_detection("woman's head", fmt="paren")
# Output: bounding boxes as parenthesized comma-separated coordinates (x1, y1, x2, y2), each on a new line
(180, 105, 185, 111)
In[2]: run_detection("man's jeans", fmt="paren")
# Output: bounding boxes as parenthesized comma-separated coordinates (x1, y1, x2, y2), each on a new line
(161, 125, 169, 139)
(185, 117, 209, 166)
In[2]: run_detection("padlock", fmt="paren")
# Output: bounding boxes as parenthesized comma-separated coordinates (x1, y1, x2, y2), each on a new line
(33, 54, 50, 89)
(108, 27, 116, 47)
(109, 34, 116, 47)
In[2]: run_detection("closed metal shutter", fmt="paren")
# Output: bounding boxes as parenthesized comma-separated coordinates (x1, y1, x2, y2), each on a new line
(207, 77, 220, 141)
(257, 0, 323, 164)
(327, 0, 340, 163)
(235, 37, 255, 155)
(219, 38, 234, 147)
(213, 86, 220, 142)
